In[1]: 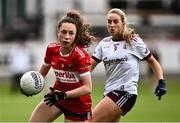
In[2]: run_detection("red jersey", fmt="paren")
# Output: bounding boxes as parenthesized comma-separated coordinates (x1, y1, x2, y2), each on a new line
(44, 42, 92, 113)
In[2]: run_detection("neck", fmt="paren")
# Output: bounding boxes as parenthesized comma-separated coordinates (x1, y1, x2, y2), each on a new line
(61, 46, 74, 55)
(112, 35, 123, 41)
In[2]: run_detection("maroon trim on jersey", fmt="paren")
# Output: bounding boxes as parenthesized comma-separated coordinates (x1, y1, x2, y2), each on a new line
(132, 37, 138, 42)
(91, 56, 101, 63)
(142, 52, 151, 61)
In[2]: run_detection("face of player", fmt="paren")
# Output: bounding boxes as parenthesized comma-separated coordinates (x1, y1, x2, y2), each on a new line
(57, 22, 77, 51)
(107, 13, 124, 39)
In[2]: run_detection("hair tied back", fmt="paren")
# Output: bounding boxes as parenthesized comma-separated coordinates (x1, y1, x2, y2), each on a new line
(66, 10, 81, 22)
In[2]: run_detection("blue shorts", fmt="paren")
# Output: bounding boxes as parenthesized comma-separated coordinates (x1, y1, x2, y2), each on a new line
(106, 90, 137, 116)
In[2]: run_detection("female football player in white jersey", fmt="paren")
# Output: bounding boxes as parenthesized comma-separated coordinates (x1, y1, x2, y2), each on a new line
(90, 8, 166, 122)
(24, 10, 95, 122)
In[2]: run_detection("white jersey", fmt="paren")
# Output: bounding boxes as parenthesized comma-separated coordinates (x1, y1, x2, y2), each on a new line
(92, 36, 151, 95)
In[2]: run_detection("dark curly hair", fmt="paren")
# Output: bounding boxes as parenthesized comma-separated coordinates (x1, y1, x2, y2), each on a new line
(57, 10, 95, 48)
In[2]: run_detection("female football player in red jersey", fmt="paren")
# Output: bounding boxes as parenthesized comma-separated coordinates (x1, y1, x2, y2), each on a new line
(26, 10, 95, 122)
(89, 8, 166, 122)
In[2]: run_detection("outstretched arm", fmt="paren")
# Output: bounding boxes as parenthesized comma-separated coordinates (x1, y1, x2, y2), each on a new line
(146, 55, 166, 100)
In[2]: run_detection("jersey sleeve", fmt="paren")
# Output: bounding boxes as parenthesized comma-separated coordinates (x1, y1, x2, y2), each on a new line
(44, 44, 52, 65)
(91, 41, 103, 63)
(130, 37, 151, 60)
(77, 52, 91, 77)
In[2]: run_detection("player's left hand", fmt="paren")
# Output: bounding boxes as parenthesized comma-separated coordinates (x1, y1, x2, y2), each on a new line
(154, 79, 166, 100)
(44, 87, 66, 106)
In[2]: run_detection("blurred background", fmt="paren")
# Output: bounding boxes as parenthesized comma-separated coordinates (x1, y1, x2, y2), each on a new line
(0, 0, 180, 122)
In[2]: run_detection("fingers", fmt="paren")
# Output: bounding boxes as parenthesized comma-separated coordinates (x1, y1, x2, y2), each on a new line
(154, 93, 161, 100)
(44, 98, 50, 102)
(44, 88, 63, 107)
(158, 95, 162, 100)
(47, 102, 54, 106)
(44, 96, 55, 106)
(49, 87, 55, 91)
(44, 93, 51, 98)
(155, 90, 162, 100)
(44, 92, 56, 106)
(44, 99, 54, 106)
(156, 92, 163, 100)
(45, 100, 54, 106)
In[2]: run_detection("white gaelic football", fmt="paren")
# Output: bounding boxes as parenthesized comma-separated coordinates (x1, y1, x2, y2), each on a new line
(20, 71, 44, 96)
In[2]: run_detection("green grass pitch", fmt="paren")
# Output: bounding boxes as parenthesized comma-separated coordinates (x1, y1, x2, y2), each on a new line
(0, 77, 180, 122)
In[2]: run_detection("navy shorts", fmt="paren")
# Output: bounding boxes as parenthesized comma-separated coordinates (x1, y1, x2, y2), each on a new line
(55, 103, 92, 121)
(106, 90, 137, 116)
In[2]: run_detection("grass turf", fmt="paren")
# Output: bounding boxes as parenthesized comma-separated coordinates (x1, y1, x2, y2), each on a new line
(0, 78, 180, 122)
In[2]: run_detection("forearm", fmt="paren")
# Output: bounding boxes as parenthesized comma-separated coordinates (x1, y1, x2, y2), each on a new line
(147, 56, 166, 100)
(65, 84, 92, 98)
(66, 75, 92, 98)
(147, 56, 164, 80)
(150, 60, 164, 80)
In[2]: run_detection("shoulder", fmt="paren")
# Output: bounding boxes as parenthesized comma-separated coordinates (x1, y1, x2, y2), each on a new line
(45, 42, 60, 55)
(131, 36, 146, 46)
(96, 36, 112, 47)
(46, 42, 60, 51)
(132, 36, 144, 43)
(74, 46, 90, 59)
(47, 42, 60, 48)
(101, 36, 112, 43)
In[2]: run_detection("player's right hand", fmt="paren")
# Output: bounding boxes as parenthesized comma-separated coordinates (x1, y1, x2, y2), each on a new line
(44, 87, 66, 106)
